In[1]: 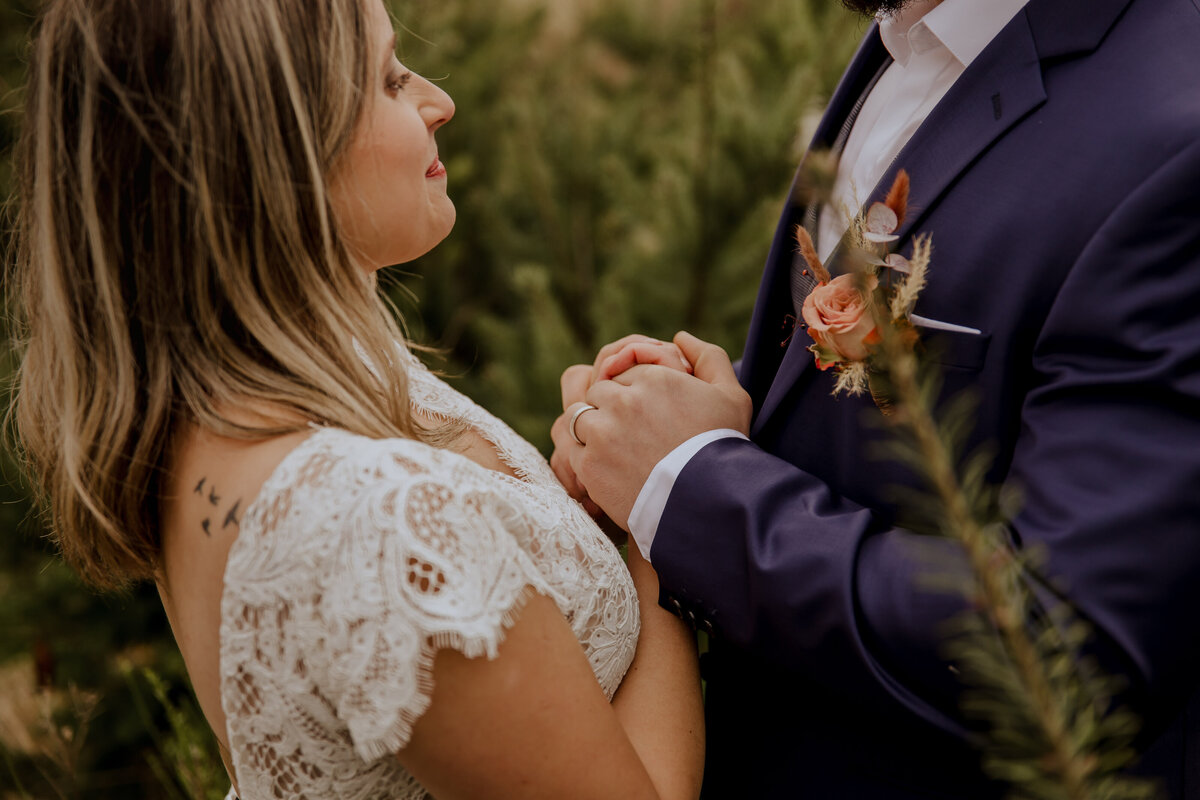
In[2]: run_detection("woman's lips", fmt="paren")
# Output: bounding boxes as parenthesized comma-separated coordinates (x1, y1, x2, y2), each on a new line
(426, 157, 446, 179)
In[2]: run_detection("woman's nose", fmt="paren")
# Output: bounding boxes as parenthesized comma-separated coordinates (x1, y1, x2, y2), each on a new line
(417, 76, 454, 131)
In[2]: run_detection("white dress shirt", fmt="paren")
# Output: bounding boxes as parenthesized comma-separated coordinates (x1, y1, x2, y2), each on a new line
(627, 0, 1030, 562)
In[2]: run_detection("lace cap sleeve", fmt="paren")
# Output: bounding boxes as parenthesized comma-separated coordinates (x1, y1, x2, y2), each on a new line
(221, 430, 558, 766)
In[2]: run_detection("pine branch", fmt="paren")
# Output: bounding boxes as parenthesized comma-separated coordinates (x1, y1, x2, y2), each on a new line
(857, 265, 1156, 800)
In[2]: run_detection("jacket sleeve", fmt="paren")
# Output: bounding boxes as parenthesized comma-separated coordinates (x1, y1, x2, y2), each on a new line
(651, 138, 1200, 736)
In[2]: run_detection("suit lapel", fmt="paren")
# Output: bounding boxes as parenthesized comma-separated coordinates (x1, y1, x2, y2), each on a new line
(751, 0, 1091, 438)
(830, 0, 1133, 263)
(858, 13, 1046, 250)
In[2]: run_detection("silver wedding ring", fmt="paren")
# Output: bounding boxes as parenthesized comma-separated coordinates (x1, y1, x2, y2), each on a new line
(569, 404, 598, 446)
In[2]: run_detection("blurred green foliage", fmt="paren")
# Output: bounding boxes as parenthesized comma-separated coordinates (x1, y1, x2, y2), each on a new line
(0, 0, 863, 796)
(392, 0, 864, 449)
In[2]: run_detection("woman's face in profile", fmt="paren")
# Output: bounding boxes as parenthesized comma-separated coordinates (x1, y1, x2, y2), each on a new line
(331, 0, 456, 270)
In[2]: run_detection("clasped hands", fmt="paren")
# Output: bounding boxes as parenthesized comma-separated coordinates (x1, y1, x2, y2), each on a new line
(550, 331, 752, 531)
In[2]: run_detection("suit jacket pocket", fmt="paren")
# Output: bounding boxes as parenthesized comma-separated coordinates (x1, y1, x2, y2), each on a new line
(916, 327, 991, 371)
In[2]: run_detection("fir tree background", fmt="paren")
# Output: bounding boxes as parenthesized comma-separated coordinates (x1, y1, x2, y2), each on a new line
(0, 1, 864, 796)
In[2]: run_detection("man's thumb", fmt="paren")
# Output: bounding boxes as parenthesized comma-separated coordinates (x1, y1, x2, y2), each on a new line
(674, 331, 735, 385)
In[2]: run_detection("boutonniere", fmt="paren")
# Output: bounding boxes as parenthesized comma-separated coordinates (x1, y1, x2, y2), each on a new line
(795, 170, 931, 411)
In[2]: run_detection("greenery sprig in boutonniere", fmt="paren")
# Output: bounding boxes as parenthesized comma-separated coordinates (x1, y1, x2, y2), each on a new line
(795, 169, 930, 409)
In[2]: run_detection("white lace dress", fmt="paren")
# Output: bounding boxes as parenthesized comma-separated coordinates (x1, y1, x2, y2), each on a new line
(219, 357, 640, 799)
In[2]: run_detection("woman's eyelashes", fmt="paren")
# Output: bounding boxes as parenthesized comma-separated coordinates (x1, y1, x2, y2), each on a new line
(386, 66, 413, 94)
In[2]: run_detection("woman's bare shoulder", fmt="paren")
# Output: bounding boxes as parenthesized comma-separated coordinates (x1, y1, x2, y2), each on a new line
(161, 425, 314, 573)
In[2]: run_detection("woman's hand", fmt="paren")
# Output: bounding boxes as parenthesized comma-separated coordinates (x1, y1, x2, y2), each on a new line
(592, 337, 693, 384)
(551, 335, 692, 517)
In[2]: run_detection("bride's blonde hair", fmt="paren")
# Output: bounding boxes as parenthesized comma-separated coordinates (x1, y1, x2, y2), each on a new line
(12, 0, 444, 589)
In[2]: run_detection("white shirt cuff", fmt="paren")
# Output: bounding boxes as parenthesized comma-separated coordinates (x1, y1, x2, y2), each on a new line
(627, 429, 750, 563)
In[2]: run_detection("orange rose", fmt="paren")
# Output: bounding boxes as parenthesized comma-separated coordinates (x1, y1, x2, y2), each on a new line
(802, 274, 880, 369)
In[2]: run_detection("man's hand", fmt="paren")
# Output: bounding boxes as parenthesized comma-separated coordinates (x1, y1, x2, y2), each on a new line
(551, 331, 751, 530)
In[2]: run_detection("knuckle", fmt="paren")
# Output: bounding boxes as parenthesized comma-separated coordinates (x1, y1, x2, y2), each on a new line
(737, 392, 753, 420)
(561, 367, 591, 405)
(603, 334, 649, 358)
(562, 364, 589, 386)
(608, 388, 636, 413)
(648, 366, 675, 388)
(584, 381, 611, 406)
(596, 343, 621, 363)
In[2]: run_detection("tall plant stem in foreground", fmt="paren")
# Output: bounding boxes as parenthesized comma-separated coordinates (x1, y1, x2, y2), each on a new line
(868, 289, 1093, 800)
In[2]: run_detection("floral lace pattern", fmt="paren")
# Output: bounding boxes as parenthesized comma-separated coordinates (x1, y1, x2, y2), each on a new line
(220, 358, 639, 799)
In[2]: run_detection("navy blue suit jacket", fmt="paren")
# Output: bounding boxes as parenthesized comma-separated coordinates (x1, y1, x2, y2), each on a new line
(651, 0, 1200, 796)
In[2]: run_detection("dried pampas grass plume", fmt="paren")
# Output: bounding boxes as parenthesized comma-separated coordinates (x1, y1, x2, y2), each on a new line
(794, 225, 831, 284)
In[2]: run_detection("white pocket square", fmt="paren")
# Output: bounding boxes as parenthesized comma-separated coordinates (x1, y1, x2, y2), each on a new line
(910, 314, 982, 335)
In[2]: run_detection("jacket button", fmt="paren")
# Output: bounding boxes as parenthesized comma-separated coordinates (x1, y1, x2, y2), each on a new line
(684, 610, 698, 629)
(700, 619, 716, 636)
(666, 596, 684, 618)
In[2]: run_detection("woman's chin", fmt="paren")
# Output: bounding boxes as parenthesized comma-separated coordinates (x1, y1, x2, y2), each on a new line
(425, 208, 458, 255)
(374, 209, 457, 269)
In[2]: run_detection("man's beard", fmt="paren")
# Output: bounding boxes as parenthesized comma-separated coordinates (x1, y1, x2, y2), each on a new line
(840, 0, 911, 15)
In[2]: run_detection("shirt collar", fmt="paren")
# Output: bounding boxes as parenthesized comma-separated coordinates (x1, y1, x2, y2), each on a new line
(879, 0, 1031, 68)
